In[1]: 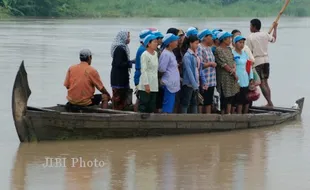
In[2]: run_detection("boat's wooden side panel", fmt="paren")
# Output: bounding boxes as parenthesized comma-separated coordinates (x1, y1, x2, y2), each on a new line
(24, 110, 298, 141)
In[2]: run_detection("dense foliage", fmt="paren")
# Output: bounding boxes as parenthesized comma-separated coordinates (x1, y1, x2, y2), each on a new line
(0, 0, 308, 18)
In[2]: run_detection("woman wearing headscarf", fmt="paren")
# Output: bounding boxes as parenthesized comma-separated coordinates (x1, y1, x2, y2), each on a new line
(166, 28, 186, 113)
(158, 33, 180, 113)
(152, 30, 165, 113)
(232, 35, 254, 114)
(214, 31, 240, 114)
(197, 29, 217, 114)
(110, 30, 131, 110)
(138, 34, 159, 113)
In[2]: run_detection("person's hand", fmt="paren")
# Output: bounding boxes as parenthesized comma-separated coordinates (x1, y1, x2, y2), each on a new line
(203, 84, 208, 91)
(102, 94, 111, 102)
(145, 85, 150, 93)
(211, 62, 217, 67)
(273, 22, 278, 29)
(233, 73, 238, 81)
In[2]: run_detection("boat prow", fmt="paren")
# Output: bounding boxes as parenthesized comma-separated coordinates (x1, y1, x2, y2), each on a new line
(11, 61, 305, 143)
(12, 61, 32, 142)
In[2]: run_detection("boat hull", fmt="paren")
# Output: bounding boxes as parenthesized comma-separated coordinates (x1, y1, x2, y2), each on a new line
(24, 108, 299, 141)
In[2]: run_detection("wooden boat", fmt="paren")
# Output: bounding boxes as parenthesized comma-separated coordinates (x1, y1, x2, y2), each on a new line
(12, 61, 305, 142)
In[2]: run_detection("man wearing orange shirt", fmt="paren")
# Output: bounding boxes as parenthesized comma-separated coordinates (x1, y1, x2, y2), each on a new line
(64, 49, 111, 108)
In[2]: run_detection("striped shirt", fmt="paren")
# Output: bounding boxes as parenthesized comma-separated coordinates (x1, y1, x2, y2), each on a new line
(197, 44, 217, 87)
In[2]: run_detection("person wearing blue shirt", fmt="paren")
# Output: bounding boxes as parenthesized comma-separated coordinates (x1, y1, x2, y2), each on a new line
(134, 29, 152, 86)
(232, 35, 254, 114)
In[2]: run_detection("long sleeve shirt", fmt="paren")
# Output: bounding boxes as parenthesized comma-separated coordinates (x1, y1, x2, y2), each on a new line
(158, 49, 180, 93)
(134, 45, 146, 86)
(138, 51, 159, 92)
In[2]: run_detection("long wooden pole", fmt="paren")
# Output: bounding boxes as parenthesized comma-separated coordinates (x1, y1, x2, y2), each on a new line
(268, 0, 291, 34)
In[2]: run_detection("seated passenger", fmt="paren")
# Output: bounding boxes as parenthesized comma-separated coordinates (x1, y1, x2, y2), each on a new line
(64, 49, 111, 109)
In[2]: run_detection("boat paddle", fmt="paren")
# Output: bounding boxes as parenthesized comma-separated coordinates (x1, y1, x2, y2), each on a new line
(268, 0, 291, 34)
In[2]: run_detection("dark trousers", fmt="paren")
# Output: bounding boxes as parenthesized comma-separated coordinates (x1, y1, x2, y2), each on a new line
(180, 85, 198, 113)
(138, 91, 157, 113)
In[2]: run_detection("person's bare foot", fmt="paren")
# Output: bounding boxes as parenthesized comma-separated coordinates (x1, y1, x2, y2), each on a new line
(264, 104, 274, 108)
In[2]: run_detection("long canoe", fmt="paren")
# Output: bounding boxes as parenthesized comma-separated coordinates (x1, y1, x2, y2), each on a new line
(12, 61, 305, 142)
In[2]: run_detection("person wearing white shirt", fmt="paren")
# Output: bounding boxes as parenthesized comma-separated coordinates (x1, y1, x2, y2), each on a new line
(246, 18, 278, 107)
(138, 34, 159, 113)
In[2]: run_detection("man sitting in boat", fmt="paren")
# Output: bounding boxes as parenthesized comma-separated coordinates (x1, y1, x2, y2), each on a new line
(64, 49, 111, 109)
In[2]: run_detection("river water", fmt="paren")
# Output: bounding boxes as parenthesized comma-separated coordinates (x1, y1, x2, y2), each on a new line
(0, 17, 309, 190)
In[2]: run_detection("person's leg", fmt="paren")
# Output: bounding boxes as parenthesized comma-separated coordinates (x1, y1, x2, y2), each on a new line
(190, 88, 198, 114)
(219, 87, 226, 114)
(257, 63, 273, 107)
(198, 87, 204, 113)
(91, 94, 103, 105)
(235, 88, 243, 114)
(204, 87, 215, 114)
(162, 86, 176, 113)
(138, 91, 151, 113)
(155, 86, 164, 113)
(149, 92, 157, 113)
(225, 96, 234, 114)
(174, 91, 181, 113)
(118, 88, 129, 110)
(180, 85, 191, 113)
(112, 88, 120, 110)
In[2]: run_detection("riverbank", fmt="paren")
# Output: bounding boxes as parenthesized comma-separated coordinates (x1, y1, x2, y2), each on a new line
(0, 0, 309, 18)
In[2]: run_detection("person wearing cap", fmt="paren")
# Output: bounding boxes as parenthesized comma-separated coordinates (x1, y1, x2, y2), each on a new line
(180, 35, 206, 114)
(181, 27, 199, 57)
(158, 33, 180, 113)
(246, 18, 278, 107)
(166, 28, 185, 113)
(133, 29, 152, 112)
(211, 29, 221, 54)
(151, 30, 165, 113)
(231, 29, 255, 63)
(214, 31, 240, 114)
(152, 31, 164, 56)
(110, 30, 132, 110)
(232, 35, 254, 114)
(64, 49, 111, 109)
(138, 34, 159, 113)
(197, 29, 217, 114)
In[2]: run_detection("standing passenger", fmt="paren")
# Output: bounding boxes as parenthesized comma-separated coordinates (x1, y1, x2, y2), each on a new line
(232, 36, 253, 114)
(110, 30, 132, 110)
(180, 35, 206, 114)
(152, 30, 165, 113)
(158, 33, 180, 113)
(231, 29, 255, 63)
(214, 31, 240, 114)
(133, 29, 152, 111)
(138, 34, 159, 113)
(197, 29, 217, 114)
(246, 18, 278, 107)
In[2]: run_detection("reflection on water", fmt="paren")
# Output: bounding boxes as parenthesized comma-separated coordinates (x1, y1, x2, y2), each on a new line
(10, 130, 272, 190)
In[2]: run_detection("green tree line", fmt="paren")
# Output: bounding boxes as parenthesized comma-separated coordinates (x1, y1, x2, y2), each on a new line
(0, 0, 308, 18)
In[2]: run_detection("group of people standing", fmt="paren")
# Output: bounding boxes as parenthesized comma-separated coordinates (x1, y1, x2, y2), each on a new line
(64, 18, 278, 115)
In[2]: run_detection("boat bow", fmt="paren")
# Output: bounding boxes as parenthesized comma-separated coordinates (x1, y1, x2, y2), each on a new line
(12, 61, 31, 142)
